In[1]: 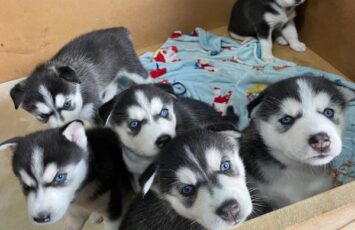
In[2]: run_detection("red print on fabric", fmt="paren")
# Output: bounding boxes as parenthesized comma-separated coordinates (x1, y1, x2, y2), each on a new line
(212, 87, 233, 115)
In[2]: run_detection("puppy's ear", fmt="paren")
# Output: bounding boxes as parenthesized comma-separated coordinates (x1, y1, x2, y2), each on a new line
(0, 137, 21, 151)
(139, 162, 158, 196)
(10, 81, 26, 109)
(247, 91, 265, 118)
(334, 84, 355, 102)
(98, 97, 116, 126)
(60, 120, 87, 150)
(56, 66, 81, 84)
(155, 83, 175, 95)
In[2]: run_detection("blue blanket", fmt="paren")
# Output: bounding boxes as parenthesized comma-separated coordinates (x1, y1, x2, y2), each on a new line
(138, 28, 355, 186)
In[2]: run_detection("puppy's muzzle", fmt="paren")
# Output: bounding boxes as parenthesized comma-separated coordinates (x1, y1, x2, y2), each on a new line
(216, 199, 240, 223)
(308, 132, 331, 153)
(33, 212, 51, 223)
(155, 134, 172, 149)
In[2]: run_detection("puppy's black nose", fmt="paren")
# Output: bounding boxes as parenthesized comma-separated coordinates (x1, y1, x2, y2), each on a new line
(308, 132, 330, 153)
(33, 213, 51, 223)
(216, 199, 240, 222)
(155, 135, 171, 148)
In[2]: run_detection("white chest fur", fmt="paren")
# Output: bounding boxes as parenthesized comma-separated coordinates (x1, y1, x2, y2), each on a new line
(257, 164, 333, 209)
(264, 5, 296, 28)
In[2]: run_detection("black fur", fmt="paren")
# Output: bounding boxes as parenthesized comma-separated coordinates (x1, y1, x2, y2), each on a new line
(10, 27, 148, 125)
(3, 122, 131, 222)
(120, 191, 204, 230)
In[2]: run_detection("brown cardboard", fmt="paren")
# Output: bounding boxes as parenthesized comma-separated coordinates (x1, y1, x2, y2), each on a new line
(297, 0, 355, 80)
(0, 0, 235, 83)
(0, 1, 354, 229)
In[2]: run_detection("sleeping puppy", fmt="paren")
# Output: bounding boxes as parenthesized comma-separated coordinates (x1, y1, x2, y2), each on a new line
(99, 84, 238, 190)
(228, 0, 306, 61)
(240, 76, 355, 210)
(120, 129, 252, 230)
(10, 27, 149, 127)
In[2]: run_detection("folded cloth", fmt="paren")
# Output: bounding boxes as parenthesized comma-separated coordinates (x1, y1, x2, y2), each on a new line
(139, 27, 355, 186)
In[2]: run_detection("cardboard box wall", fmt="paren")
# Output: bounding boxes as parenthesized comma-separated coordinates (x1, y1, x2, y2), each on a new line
(0, 0, 354, 229)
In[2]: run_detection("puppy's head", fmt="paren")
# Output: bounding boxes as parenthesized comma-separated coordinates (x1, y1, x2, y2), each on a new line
(99, 84, 177, 157)
(249, 76, 355, 166)
(141, 129, 252, 230)
(0, 121, 88, 225)
(277, 0, 305, 7)
(10, 64, 83, 127)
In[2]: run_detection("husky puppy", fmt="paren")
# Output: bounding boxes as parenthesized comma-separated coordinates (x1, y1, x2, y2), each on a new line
(228, 0, 306, 61)
(240, 76, 355, 209)
(0, 120, 130, 230)
(10, 27, 149, 127)
(120, 129, 252, 230)
(99, 84, 238, 188)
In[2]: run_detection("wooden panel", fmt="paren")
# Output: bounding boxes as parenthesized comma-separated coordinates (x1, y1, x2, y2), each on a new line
(0, 0, 235, 83)
(297, 0, 355, 80)
(286, 202, 355, 230)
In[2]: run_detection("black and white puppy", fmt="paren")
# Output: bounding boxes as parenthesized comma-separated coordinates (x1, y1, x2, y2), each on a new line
(240, 76, 355, 209)
(10, 27, 149, 127)
(228, 0, 306, 61)
(0, 120, 130, 230)
(99, 84, 238, 189)
(120, 129, 252, 230)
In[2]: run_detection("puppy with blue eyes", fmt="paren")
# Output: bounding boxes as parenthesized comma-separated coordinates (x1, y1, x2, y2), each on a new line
(240, 76, 355, 210)
(99, 84, 238, 189)
(0, 120, 131, 230)
(120, 129, 252, 230)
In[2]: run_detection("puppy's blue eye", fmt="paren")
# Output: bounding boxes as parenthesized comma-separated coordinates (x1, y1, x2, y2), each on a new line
(220, 160, 231, 172)
(63, 101, 71, 110)
(129, 120, 141, 130)
(279, 115, 294, 125)
(54, 173, 67, 185)
(180, 185, 195, 197)
(323, 108, 334, 118)
(159, 108, 169, 118)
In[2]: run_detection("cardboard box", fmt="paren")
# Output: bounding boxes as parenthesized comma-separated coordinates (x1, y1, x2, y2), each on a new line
(0, 0, 354, 229)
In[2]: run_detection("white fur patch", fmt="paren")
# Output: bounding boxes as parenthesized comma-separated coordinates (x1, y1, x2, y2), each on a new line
(176, 168, 198, 185)
(55, 94, 66, 108)
(127, 106, 147, 122)
(205, 148, 221, 172)
(42, 163, 58, 184)
(143, 171, 156, 195)
(150, 97, 163, 115)
(36, 102, 51, 114)
(19, 170, 36, 187)
(31, 147, 44, 180)
(39, 85, 54, 109)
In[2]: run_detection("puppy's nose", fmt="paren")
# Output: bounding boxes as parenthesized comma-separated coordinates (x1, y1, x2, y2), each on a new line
(308, 132, 331, 153)
(33, 212, 51, 223)
(155, 135, 172, 148)
(216, 199, 240, 222)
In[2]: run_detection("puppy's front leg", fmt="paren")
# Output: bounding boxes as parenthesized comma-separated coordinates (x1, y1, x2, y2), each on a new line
(64, 205, 90, 230)
(256, 23, 274, 61)
(103, 217, 121, 230)
(281, 20, 306, 52)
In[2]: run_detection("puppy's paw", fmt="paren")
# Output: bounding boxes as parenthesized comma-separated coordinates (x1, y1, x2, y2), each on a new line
(89, 212, 104, 224)
(290, 42, 306, 52)
(276, 36, 288, 45)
